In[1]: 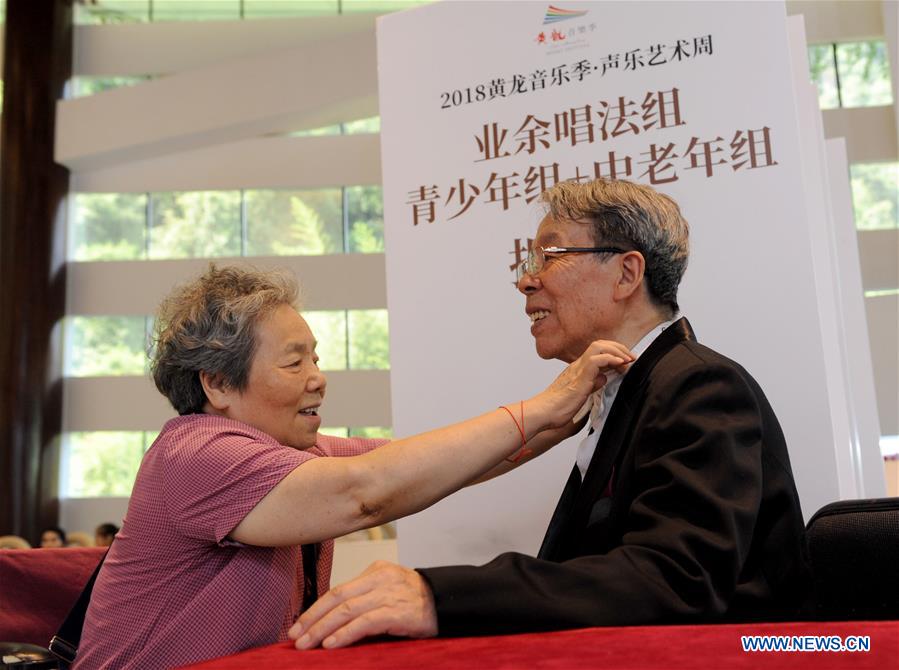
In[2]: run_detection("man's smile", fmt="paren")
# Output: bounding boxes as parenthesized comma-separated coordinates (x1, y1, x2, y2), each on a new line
(528, 310, 550, 324)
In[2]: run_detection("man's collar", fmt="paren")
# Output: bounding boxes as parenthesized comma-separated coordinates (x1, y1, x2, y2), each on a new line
(630, 318, 676, 358)
(583, 318, 675, 426)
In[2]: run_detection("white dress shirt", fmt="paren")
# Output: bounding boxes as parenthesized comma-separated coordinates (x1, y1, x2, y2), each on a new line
(575, 320, 675, 479)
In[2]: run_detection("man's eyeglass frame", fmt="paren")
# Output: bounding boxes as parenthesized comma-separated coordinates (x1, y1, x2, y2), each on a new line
(515, 246, 628, 282)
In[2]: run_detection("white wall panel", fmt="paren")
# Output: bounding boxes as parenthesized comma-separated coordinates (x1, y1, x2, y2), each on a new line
(60, 500, 401, 575)
(66, 254, 387, 316)
(71, 134, 381, 193)
(858, 228, 899, 291)
(865, 294, 899, 436)
(73, 15, 376, 76)
(823, 106, 899, 162)
(825, 138, 885, 496)
(787, 1, 884, 42)
(63, 369, 391, 432)
(60, 497, 130, 535)
(56, 31, 378, 171)
(788, 18, 858, 500)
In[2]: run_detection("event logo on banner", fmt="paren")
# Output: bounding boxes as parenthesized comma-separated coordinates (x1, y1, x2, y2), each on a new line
(378, 1, 845, 567)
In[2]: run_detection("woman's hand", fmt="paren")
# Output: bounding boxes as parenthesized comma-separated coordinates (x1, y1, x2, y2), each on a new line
(528, 340, 634, 430)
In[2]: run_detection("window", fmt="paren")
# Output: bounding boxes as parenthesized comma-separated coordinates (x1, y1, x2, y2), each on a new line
(64, 316, 149, 377)
(69, 193, 147, 261)
(74, 0, 429, 24)
(348, 310, 390, 369)
(808, 40, 894, 110)
(290, 116, 380, 138)
(66, 183, 389, 497)
(62, 307, 389, 494)
(63, 309, 388, 378)
(150, 190, 242, 259)
(835, 41, 894, 107)
(63, 427, 391, 498)
(70, 186, 384, 261)
(807, 44, 839, 109)
(245, 189, 343, 256)
(63, 431, 157, 497)
(850, 163, 899, 231)
(319, 427, 393, 440)
(69, 76, 152, 98)
(346, 185, 385, 253)
(303, 311, 349, 371)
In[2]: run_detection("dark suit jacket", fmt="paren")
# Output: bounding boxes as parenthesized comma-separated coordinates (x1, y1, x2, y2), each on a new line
(419, 318, 810, 635)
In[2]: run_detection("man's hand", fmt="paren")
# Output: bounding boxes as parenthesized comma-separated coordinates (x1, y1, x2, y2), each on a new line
(289, 561, 438, 649)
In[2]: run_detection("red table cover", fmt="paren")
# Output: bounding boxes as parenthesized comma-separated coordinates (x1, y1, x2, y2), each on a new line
(181, 619, 899, 670)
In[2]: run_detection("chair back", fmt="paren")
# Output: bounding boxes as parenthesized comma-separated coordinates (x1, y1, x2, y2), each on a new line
(0, 547, 104, 645)
(806, 498, 899, 620)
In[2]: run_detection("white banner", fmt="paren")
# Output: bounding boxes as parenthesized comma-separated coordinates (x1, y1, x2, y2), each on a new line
(378, 1, 851, 567)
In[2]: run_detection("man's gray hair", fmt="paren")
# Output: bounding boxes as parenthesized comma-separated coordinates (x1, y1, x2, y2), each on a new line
(540, 178, 689, 316)
(151, 264, 300, 415)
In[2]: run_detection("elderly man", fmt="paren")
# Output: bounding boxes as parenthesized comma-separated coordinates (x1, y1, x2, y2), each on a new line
(291, 178, 810, 648)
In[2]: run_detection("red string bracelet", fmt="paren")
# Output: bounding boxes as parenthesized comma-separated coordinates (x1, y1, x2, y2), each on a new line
(500, 400, 533, 463)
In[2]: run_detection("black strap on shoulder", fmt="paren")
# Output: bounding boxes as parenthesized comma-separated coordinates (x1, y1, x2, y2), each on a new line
(48, 550, 108, 665)
(300, 543, 319, 612)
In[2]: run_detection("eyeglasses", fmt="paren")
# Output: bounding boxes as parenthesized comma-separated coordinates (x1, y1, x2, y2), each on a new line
(515, 246, 628, 282)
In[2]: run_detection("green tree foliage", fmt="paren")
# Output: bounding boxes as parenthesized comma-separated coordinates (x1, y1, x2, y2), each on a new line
(246, 189, 342, 256)
(303, 308, 394, 371)
(807, 40, 893, 110)
(851, 163, 899, 230)
(65, 316, 148, 376)
(343, 117, 381, 134)
(71, 193, 147, 261)
(349, 426, 393, 439)
(349, 309, 390, 369)
(347, 186, 385, 253)
(73, 1, 431, 24)
(67, 432, 148, 497)
(150, 190, 241, 258)
(74, 1, 150, 24)
(342, 1, 430, 14)
(290, 124, 343, 137)
(318, 427, 350, 438)
(807, 44, 839, 109)
(837, 41, 893, 107)
(70, 76, 152, 98)
(303, 311, 348, 370)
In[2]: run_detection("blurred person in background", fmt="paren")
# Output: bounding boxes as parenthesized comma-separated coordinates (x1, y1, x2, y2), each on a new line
(39, 527, 66, 548)
(0, 536, 31, 550)
(94, 523, 119, 548)
(66, 532, 94, 548)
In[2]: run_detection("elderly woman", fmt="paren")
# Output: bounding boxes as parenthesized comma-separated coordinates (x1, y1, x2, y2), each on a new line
(73, 265, 631, 669)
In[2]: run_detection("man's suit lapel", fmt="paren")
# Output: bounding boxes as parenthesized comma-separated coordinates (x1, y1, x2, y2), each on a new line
(540, 318, 696, 561)
(536, 463, 581, 560)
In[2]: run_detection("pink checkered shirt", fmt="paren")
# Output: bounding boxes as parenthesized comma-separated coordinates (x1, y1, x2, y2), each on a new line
(73, 414, 386, 670)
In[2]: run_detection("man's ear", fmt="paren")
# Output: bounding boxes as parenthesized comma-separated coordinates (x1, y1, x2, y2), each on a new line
(200, 370, 232, 411)
(614, 251, 646, 301)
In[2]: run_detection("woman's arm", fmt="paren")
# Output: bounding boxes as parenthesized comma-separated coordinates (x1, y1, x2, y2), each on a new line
(230, 340, 632, 547)
(469, 338, 633, 484)
(467, 415, 587, 485)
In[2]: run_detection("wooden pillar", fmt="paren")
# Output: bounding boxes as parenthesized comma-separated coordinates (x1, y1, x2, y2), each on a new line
(0, 0, 72, 543)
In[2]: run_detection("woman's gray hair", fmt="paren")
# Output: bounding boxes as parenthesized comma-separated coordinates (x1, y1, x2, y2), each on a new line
(540, 178, 689, 316)
(151, 264, 300, 415)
